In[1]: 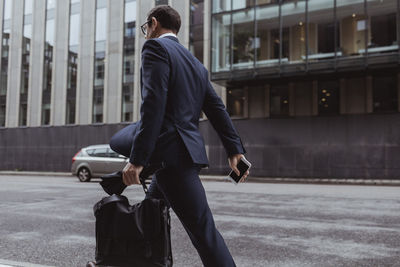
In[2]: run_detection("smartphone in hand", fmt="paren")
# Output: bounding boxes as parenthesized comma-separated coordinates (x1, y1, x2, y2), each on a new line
(228, 157, 251, 184)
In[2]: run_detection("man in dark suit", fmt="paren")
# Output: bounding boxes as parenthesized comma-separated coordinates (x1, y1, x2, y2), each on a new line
(115, 5, 248, 267)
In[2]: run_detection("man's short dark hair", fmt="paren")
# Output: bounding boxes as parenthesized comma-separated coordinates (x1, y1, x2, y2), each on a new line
(147, 5, 181, 34)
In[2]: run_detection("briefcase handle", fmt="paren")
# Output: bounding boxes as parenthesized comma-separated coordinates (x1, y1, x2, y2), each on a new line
(138, 162, 165, 194)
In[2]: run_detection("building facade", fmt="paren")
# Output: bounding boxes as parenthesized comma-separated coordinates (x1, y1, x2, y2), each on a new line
(1, 0, 400, 179)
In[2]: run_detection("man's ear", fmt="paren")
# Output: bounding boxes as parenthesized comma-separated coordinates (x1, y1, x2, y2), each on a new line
(151, 17, 158, 30)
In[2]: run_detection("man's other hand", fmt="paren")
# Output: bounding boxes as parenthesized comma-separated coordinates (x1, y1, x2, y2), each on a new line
(228, 154, 250, 182)
(122, 162, 144, 186)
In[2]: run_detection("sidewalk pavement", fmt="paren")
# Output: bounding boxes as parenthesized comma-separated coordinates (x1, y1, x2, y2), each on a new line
(1, 171, 399, 186)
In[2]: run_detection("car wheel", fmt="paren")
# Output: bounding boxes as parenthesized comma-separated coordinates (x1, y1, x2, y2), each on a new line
(77, 167, 91, 182)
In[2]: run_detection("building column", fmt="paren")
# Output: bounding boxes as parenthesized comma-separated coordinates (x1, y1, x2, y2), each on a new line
(27, 0, 46, 127)
(76, 0, 96, 125)
(5, 0, 23, 127)
(134, 0, 154, 121)
(104, 0, 124, 123)
(170, 0, 190, 48)
(52, 0, 70, 126)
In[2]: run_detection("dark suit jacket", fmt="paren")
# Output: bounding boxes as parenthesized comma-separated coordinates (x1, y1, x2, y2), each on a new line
(110, 36, 245, 167)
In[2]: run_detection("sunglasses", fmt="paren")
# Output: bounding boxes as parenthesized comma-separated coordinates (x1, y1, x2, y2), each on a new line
(140, 20, 152, 36)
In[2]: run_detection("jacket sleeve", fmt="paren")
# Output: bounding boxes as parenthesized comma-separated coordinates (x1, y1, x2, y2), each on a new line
(129, 40, 169, 166)
(202, 79, 246, 157)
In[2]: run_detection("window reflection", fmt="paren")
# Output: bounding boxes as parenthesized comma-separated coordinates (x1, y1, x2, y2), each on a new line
(19, 0, 33, 126)
(256, 3, 282, 67)
(213, 0, 231, 13)
(281, 1, 306, 63)
(93, 0, 107, 123)
(308, 0, 339, 61)
(336, 0, 366, 57)
(41, 1, 55, 125)
(212, 14, 231, 72)
(66, 0, 80, 125)
(232, 9, 255, 69)
(190, 0, 204, 63)
(122, 0, 136, 122)
(369, 0, 397, 55)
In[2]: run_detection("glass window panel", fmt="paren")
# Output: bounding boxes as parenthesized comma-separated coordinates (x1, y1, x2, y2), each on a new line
(97, 0, 107, 9)
(24, 14, 32, 25)
(67, 2, 80, 124)
(336, 0, 366, 57)
(227, 88, 245, 117)
(233, 0, 255, 10)
(281, 0, 306, 63)
(96, 8, 107, 42)
(369, 0, 397, 54)
(45, 19, 54, 45)
(24, 0, 33, 15)
(155, 0, 168, 5)
(257, 0, 279, 5)
(270, 85, 289, 116)
(256, 3, 280, 67)
(211, 13, 231, 72)
(308, 0, 338, 61)
(125, 0, 136, 22)
(212, 0, 231, 13)
(69, 13, 80, 47)
(47, 0, 55, 10)
(3, 0, 12, 21)
(23, 23, 31, 39)
(93, 148, 108, 157)
(71, 0, 80, 3)
(373, 74, 398, 113)
(318, 80, 339, 115)
(232, 9, 255, 69)
(190, 0, 204, 63)
(71, 2, 80, 14)
(122, 0, 136, 122)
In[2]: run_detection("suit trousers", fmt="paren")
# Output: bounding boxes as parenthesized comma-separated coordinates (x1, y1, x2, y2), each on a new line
(146, 154, 236, 267)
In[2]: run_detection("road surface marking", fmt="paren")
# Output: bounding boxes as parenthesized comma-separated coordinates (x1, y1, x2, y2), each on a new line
(0, 259, 55, 267)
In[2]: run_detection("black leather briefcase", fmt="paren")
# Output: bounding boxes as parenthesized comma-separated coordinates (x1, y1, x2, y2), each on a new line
(92, 170, 172, 267)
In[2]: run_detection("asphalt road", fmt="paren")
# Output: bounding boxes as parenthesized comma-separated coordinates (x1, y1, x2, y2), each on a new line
(0, 175, 399, 267)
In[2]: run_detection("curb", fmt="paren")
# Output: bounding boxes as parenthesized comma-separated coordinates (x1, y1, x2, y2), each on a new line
(1, 171, 399, 186)
(199, 175, 400, 186)
(0, 171, 72, 177)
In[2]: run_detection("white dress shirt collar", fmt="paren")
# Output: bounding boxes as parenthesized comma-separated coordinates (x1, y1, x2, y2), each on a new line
(158, 32, 177, 39)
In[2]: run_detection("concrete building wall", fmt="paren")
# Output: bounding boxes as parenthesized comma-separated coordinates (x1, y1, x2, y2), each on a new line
(27, 0, 46, 127)
(52, 0, 70, 125)
(76, 0, 95, 124)
(104, 0, 124, 123)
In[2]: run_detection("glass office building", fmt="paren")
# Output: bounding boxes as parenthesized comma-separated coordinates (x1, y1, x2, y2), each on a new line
(211, 0, 399, 118)
(1, 0, 400, 179)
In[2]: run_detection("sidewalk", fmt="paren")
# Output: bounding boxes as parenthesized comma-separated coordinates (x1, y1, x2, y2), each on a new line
(1, 171, 400, 186)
